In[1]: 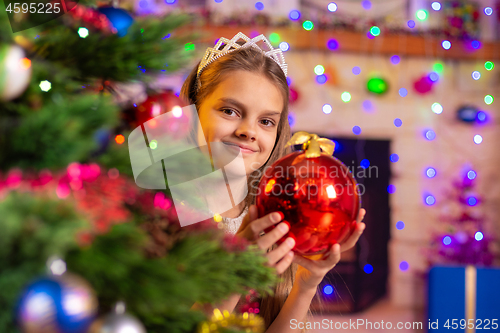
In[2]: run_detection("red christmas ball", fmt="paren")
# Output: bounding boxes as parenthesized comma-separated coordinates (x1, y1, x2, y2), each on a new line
(256, 150, 361, 256)
(134, 90, 185, 125)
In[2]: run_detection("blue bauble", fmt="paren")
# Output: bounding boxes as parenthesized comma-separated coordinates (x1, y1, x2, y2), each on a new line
(97, 7, 134, 37)
(16, 274, 98, 333)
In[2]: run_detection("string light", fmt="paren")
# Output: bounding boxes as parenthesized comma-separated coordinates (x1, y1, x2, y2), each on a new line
(279, 42, 290, 52)
(426, 167, 437, 178)
(472, 71, 481, 80)
(327, 2, 337, 12)
(352, 126, 361, 135)
(352, 66, 361, 75)
(364, 264, 373, 274)
(370, 26, 380, 36)
(433, 62, 444, 73)
(396, 221, 405, 230)
(78, 27, 89, 38)
(399, 88, 408, 97)
(473, 134, 482, 144)
(394, 118, 403, 127)
(327, 39, 339, 50)
(443, 236, 451, 245)
(484, 7, 493, 16)
(416, 9, 428, 21)
(425, 195, 436, 205)
(475, 232, 484, 241)
(484, 95, 494, 105)
(269, 33, 280, 44)
(360, 159, 370, 168)
(115, 134, 125, 144)
(341, 91, 351, 102)
(390, 154, 399, 162)
(431, 102, 443, 114)
(39, 80, 51, 92)
(361, 0, 371, 10)
(431, 2, 441, 10)
(316, 74, 327, 84)
(442, 40, 451, 50)
(314, 65, 325, 75)
(467, 170, 477, 180)
(302, 21, 314, 31)
(399, 261, 409, 271)
(255, 2, 264, 10)
(289, 9, 301, 20)
(323, 285, 334, 295)
(484, 61, 494, 71)
(407, 20, 416, 28)
(322, 104, 332, 114)
(424, 130, 436, 140)
(390, 55, 400, 64)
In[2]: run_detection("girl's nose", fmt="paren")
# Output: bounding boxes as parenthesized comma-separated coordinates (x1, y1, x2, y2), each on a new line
(235, 120, 257, 141)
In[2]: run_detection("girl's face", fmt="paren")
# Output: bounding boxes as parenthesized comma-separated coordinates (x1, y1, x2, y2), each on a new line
(196, 70, 284, 175)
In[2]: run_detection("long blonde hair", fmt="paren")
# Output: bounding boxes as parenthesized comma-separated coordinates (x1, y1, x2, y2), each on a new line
(180, 41, 320, 330)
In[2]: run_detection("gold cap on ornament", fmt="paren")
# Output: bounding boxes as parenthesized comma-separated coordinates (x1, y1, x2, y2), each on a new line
(285, 131, 336, 158)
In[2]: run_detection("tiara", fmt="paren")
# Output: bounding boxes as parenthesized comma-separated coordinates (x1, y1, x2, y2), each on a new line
(196, 32, 288, 91)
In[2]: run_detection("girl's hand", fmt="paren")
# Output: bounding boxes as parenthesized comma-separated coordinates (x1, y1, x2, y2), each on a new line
(291, 209, 367, 292)
(236, 205, 295, 274)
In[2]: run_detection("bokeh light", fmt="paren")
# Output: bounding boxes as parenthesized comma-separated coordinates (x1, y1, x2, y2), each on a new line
(475, 231, 484, 241)
(433, 62, 444, 73)
(484, 95, 494, 105)
(391, 55, 400, 64)
(39, 80, 51, 92)
(361, 0, 371, 10)
(316, 74, 327, 84)
(255, 1, 264, 10)
(424, 129, 436, 140)
(429, 72, 440, 82)
(399, 88, 408, 97)
(394, 118, 403, 127)
(471, 40, 481, 49)
(327, 2, 337, 12)
(431, 102, 443, 114)
(327, 39, 339, 50)
(442, 40, 451, 50)
(484, 7, 493, 16)
(268, 33, 280, 44)
(387, 184, 396, 193)
(322, 104, 332, 114)
(364, 264, 374, 274)
(352, 66, 361, 75)
(467, 197, 478, 206)
(352, 126, 362, 135)
(370, 26, 381, 36)
(303, 20, 314, 31)
(425, 195, 436, 205)
(443, 236, 451, 245)
(289, 9, 301, 20)
(360, 159, 370, 168)
(416, 9, 428, 21)
(396, 221, 405, 230)
(367, 77, 388, 94)
(399, 261, 409, 271)
(431, 1, 441, 10)
(407, 20, 416, 28)
(115, 134, 125, 144)
(78, 27, 89, 38)
(472, 71, 481, 80)
(279, 42, 290, 52)
(323, 285, 334, 295)
(390, 154, 399, 162)
(341, 91, 351, 102)
(362, 100, 373, 112)
(426, 167, 437, 178)
(314, 65, 325, 75)
(467, 170, 477, 180)
(484, 61, 494, 71)
(473, 134, 483, 144)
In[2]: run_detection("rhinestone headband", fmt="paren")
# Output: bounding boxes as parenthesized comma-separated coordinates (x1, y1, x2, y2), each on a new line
(196, 32, 288, 91)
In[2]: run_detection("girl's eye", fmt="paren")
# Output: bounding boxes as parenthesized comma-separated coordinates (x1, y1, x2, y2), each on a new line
(221, 108, 237, 116)
(261, 119, 276, 127)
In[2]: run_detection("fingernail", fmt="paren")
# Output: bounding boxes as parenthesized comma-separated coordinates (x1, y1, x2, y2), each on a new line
(286, 237, 295, 247)
(287, 251, 294, 257)
(278, 222, 289, 232)
(271, 212, 282, 223)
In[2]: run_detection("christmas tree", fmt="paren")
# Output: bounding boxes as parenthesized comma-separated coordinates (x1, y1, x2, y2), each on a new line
(426, 167, 497, 267)
(0, 2, 278, 332)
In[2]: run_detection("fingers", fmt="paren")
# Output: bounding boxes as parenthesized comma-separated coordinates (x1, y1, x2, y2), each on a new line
(274, 251, 294, 275)
(340, 209, 367, 252)
(257, 221, 290, 250)
(267, 237, 295, 266)
(293, 243, 341, 271)
(236, 205, 284, 242)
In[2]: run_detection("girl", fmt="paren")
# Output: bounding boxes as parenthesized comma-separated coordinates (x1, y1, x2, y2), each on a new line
(182, 32, 366, 332)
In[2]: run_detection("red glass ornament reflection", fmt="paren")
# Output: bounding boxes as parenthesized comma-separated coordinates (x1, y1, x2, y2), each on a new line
(256, 151, 361, 256)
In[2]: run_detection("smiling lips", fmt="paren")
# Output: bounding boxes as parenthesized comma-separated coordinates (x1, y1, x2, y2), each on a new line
(222, 141, 258, 154)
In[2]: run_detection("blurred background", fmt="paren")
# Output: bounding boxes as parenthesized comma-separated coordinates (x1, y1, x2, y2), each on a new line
(1, 0, 499, 332)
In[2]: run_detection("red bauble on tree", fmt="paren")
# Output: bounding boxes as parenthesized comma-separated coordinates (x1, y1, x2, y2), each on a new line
(134, 90, 185, 126)
(256, 132, 361, 256)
